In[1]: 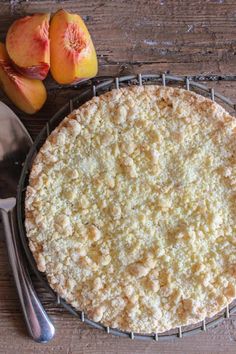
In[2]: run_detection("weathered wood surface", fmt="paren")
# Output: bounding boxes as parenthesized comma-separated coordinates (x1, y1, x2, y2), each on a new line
(0, 0, 236, 353)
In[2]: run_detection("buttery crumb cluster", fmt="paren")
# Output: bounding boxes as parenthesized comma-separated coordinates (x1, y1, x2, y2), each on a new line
(25, 85, 236, 333)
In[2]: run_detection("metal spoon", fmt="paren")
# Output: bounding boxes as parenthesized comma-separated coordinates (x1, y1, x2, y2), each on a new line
(0, 102, 55, 342)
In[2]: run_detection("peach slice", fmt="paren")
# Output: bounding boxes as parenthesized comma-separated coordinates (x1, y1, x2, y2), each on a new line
(0, 43, 47, 114)
(50, 9, 98, 84)
(6, 13, 50, 80)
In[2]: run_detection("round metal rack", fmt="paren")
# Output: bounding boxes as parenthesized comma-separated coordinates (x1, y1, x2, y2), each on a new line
(17, 73, 236, 341)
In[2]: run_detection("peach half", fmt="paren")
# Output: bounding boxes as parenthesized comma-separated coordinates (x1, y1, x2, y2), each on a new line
(6, 13, 50, 80)
(50, 9, 98, 84)
(0, 43, 47, 114)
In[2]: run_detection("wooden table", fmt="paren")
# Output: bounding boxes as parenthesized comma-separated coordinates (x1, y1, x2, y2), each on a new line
(0, 1, 236, 353)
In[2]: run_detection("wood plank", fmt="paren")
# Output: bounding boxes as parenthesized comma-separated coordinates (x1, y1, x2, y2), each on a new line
(0, 319, 236, 354)
(0, 0, 236, 75)
(1, 1, 236, 353)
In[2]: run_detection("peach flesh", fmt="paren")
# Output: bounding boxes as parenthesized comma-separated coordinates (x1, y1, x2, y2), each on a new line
(0, 42, 47, 114)
(50, 9, 98, 84)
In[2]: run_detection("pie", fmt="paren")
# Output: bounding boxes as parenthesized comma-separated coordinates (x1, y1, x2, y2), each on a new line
(25, 85, 236, 333)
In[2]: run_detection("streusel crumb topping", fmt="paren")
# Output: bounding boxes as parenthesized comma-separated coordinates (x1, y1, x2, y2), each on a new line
(25, 85, 236, 332)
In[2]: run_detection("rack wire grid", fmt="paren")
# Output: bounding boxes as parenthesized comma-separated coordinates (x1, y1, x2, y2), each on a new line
(17, 73, 236, 341)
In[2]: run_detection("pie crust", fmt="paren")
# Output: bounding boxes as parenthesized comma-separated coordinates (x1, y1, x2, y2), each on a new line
(25, 85, 236, 333)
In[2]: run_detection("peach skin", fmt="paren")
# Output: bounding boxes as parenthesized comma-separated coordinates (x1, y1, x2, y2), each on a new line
(0, 42, 47, 114)
(6, 13, 50, 80)
(50, 9, 98, 84)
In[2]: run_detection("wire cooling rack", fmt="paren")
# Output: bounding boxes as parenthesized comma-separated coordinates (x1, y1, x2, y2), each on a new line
(17, 74, 236, 341)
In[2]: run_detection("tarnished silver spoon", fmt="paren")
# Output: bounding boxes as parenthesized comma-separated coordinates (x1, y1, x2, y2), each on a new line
(0, 101, 55, 342)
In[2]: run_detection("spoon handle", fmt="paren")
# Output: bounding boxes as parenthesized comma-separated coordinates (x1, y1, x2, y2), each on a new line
(0, 197, 55, 343)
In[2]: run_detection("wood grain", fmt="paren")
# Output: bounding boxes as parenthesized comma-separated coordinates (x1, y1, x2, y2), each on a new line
(0, 0, 236, 353)
(0, 0, 236, 76)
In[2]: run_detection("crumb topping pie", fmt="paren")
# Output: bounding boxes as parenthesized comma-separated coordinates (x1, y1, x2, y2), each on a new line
(25, 85, 236, 333)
